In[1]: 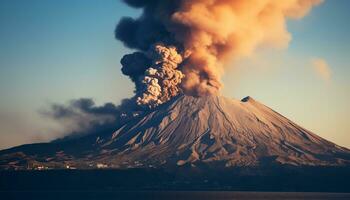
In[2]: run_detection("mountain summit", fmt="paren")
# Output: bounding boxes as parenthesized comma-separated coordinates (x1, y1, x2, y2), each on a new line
(1, 95, 349, 169)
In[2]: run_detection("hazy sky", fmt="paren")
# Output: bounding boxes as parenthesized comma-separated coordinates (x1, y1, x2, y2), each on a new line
(0, 0, 349, 150)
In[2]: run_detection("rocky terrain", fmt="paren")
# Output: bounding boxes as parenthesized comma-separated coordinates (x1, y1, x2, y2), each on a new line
(1, 95, 349, 170)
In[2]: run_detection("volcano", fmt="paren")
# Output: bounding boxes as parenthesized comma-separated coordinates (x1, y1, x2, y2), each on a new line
(1, 95, 350, 170)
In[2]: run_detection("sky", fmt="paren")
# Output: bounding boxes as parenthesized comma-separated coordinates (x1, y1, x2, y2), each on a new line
(0, 0, 349, 150)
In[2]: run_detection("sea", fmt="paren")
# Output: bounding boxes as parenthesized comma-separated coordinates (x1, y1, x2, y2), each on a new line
(1, 191, 350, 200)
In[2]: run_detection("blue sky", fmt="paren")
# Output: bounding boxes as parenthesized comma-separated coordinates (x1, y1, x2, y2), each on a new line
(0, 0, 349, 149)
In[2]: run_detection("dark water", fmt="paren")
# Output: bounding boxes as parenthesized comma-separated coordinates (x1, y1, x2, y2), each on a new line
(1, 191, 350, 200)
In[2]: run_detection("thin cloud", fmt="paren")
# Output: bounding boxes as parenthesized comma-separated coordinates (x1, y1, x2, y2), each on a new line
(311, 58, 331, 81)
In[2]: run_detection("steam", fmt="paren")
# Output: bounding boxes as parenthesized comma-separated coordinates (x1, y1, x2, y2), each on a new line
(117, 0, 322, 107)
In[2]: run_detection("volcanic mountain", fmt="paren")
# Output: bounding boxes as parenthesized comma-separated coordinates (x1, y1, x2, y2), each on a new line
(1, 95, 350, 170)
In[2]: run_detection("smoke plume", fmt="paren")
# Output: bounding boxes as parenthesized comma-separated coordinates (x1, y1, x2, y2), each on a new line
(117, 0, 322, 107)
(41, 98, 138, 141)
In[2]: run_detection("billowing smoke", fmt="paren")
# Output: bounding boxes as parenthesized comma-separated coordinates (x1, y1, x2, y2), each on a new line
(120, 44, 184, 108)
(137, 44, 184, 108)
(41, 98, 138, 141)
(117, 0, 322, 107)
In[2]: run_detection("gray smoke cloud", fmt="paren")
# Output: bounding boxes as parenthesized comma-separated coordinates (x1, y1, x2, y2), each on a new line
(41, 98, 139, 141)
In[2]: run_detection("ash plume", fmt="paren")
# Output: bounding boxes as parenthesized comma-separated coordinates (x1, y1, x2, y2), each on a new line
(136, 44, 184, 108)
(117, 0, 322, 107)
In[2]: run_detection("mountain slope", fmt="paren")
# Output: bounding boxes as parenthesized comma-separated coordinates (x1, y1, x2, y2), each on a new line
(1, 95, 349, 169)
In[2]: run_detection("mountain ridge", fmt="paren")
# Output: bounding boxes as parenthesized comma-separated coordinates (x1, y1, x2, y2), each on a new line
(1, 95, 349, 170)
